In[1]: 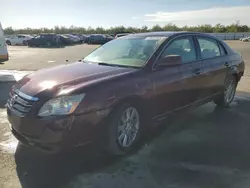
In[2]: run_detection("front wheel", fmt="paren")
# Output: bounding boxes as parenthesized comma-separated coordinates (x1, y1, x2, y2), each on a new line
(104, 104, 141, 155)
(6, 40, 11, 45)
(214, 76, 237, 108)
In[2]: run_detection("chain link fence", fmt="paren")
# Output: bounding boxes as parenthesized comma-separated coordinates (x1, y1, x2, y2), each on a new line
(207, 32, 250, 40)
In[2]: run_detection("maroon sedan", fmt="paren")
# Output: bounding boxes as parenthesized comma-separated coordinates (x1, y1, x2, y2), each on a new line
(7, 32, 245, 155)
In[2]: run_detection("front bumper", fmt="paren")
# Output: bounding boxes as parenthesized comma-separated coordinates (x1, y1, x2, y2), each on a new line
(7, 107, 110, 154)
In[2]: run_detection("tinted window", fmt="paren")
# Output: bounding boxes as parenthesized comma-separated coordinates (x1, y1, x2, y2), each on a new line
(42, 35, 53, 38)
(197, 37, 220, 59)
(161, 37, 197, 63)
(95, 35, 104, 40)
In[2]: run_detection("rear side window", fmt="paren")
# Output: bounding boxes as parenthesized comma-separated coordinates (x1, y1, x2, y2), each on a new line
(197, 37, 220, 59)
(161, 37, 197, 63)
(218, 42, 227, 56)
(96, 35, 104, 40)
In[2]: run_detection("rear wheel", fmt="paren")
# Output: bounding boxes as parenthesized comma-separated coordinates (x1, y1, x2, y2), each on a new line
(104, 103, 141, 155)
(23, 40, 28, 45)
(214, 76, 237, 108)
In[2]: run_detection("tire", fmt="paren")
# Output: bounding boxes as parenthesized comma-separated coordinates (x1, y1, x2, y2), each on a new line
(6, 40, 11, 45)
(23, 40, 28, 45)
(214, 76, 237, 108)
(103, 103, 142, 155)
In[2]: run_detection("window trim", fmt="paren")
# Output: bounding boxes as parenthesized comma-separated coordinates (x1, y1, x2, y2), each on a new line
(153, 35, 199, 70)
(195, 36, 226, 60)
(217, 41, 228, 56)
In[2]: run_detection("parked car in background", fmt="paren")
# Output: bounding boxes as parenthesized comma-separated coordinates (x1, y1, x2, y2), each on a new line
(105, 34, 114, 40)
(58, 34, 74, 46)
(71, 34, 87, 43)
(28, 33, 60, 47)
(81, 34, 88, 43)
(115, 33, 133, 38)
(64, 34, 81, 44)
(86, 34, 112, 44)
(5, 34, 33, 45)
(7, 32, 245, 155)
(0, 22, 8, 62)
(242, 37, 250, 42)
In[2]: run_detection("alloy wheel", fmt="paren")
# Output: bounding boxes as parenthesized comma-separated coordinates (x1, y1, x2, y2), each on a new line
(117, 107, 139, 148)
(224, 79, 236, 103)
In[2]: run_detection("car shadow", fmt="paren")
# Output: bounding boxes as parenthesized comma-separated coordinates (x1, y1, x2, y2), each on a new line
(28, 45, 66, 49)
(14, 91, 250, 188)
(15, 143, 120, 188)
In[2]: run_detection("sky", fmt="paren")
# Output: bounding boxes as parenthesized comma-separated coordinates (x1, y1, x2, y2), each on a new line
(1, 0, 250, 29)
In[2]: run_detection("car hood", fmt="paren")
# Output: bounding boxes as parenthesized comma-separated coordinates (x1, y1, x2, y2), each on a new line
(17, 62, 137, 97)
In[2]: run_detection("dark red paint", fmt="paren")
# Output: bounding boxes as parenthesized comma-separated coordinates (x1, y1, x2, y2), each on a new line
(7, 32, 245, 153)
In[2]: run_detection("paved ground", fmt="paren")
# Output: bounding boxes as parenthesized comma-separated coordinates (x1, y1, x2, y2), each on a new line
(0, 44, 98, 71)
(0, 41, 250, 188)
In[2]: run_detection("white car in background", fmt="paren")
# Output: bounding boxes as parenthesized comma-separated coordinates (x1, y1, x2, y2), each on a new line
(242, 37, 250, 42)
(0, 22, 8, 62)
(5, 34, 33, 45)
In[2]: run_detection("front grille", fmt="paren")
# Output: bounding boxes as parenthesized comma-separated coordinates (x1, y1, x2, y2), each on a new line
(7, 90, 39, 117)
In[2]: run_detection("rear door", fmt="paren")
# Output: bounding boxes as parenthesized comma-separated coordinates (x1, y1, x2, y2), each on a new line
(195, 36, 230, 98)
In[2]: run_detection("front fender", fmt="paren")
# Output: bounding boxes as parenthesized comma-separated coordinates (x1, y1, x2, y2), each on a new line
(75, 73, 154, 115)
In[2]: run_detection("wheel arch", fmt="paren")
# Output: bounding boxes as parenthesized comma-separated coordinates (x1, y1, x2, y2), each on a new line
(231, 71, 243, 82)
(230, 64, 243, 82)
(111, 95, 151, 120)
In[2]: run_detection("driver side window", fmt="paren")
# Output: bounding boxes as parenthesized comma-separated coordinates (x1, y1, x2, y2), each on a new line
(161, 37, 197, 63)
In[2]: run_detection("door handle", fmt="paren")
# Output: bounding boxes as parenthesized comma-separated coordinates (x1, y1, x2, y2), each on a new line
(193, 68, 201, 75)
(224, 62, 229, 67)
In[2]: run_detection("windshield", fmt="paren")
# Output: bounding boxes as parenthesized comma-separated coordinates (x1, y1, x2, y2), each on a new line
(84, 36, 166, 68)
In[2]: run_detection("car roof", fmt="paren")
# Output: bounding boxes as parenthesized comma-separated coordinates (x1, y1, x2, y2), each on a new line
(125, 31, 217, 39)
(117, 33, 131, 35)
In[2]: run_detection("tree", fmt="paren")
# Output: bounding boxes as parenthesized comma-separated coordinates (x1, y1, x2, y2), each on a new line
(3, 23, 250, 35)
(213, 24, 226, 33)
(151, 25, 163, 32)
(4, 27, 15, 35)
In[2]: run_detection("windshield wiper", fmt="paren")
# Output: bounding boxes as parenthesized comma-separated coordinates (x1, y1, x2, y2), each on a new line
(98, 62, 117, 66)
(98, 62, 138, 68)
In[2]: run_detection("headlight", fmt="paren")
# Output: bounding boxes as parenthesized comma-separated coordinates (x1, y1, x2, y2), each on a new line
(38, 94, 85, 117)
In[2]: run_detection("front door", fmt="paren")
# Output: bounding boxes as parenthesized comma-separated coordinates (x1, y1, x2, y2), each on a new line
(150, 65, 183, 117)
(152, 35, 202, 117)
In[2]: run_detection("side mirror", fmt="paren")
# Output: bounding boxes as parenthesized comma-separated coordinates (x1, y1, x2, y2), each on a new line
(158, 55, 182, 67)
